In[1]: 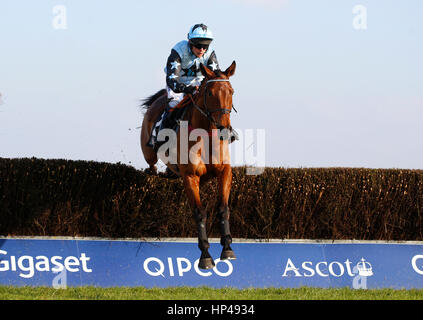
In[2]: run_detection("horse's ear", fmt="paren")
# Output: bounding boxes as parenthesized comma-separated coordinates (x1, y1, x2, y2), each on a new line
(200, 63, 215, 79)
(223, 61, 236, 78)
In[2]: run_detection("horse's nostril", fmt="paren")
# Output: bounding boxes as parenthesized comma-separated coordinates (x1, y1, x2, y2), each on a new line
(218, 127, 231, 141)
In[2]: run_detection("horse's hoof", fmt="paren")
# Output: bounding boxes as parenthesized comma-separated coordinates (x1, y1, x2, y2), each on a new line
(198, 257, 215, 270)
(144, 168, 157, 176)
(220, 250, 236, 261)
(163, 167, 180, 179)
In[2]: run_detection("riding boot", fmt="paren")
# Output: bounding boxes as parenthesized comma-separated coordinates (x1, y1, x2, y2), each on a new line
(153, 109, 173, 152)
(161, 107, 179, 131)
(147, 114, 164, 148)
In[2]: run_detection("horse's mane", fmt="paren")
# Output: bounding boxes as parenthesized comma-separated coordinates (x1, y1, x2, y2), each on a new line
(214, 70, 222, 77)
(140, 88, 167, 111)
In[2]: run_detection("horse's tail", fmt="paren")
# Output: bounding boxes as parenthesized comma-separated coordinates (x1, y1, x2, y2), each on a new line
(140, 88, 167, 111)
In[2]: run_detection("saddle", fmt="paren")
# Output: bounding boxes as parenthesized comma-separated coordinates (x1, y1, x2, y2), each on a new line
(168, 95, 191, 124)
(165, 95, 192, 127)
(150, 95, 192, 151)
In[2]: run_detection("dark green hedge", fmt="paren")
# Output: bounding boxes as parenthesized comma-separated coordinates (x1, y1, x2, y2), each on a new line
(1, 157, 423, 240)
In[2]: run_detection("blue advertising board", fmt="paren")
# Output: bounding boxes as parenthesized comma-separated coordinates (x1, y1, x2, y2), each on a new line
(1, 237, 423, 289)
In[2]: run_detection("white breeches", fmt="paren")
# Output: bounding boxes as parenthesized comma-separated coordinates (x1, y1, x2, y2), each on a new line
(152, 87, 184, 135)
(167, 87, 185, 108)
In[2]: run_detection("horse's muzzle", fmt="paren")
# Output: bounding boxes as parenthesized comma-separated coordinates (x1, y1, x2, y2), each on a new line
(218, 126, 239, 143)
(217, 126, 230, 141)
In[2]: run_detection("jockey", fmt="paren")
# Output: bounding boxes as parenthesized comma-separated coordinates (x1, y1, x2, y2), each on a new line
(148, 23, 220, 148)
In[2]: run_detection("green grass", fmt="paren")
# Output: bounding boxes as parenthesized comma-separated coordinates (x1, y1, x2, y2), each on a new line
(1, 286, 423, 300)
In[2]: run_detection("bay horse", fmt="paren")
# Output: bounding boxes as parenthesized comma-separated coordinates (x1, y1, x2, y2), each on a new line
(140, 61, 237, 269)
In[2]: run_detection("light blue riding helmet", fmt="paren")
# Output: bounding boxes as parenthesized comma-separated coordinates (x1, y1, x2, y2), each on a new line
(187, 24, 214, 45)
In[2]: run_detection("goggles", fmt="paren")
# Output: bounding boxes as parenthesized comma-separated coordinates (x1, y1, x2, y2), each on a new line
(192, 42, 209, 50)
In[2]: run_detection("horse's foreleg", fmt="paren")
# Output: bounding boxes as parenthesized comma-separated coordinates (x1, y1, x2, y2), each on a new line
(183, 174, 214, 269)
(217, 166, 236, 260)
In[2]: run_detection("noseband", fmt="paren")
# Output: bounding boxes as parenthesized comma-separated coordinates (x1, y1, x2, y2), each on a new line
(204, 79, 233, 117)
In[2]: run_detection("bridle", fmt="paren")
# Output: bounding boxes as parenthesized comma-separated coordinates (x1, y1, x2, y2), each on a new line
(188, 79, 237, 131)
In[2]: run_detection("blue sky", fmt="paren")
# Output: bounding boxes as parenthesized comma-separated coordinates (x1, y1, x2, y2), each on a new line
(1, 0, 422, 170)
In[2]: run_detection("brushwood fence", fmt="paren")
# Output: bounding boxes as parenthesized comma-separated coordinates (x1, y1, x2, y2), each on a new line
(1, 157, 423, 240)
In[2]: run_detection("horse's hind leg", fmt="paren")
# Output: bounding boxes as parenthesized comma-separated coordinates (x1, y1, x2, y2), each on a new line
(140, 92, 167, 175)
(144, 164, 157, 175)
(142, 148, 158, 175)
(183, 174, 214, 269)
(217, 166, 236, 260)
(141, 114, 158, 175)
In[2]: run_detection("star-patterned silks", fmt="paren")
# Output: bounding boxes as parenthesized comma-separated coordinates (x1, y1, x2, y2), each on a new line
(209, 61, 218, 71)
(170, 61, 180, 70)
(165, 42, 220, 93)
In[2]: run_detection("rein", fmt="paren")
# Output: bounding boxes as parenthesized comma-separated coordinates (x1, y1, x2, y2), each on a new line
(188, 79, 236, 130)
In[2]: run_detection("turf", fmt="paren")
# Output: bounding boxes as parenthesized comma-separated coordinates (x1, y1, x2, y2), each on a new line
(1, 286, 423, 300)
